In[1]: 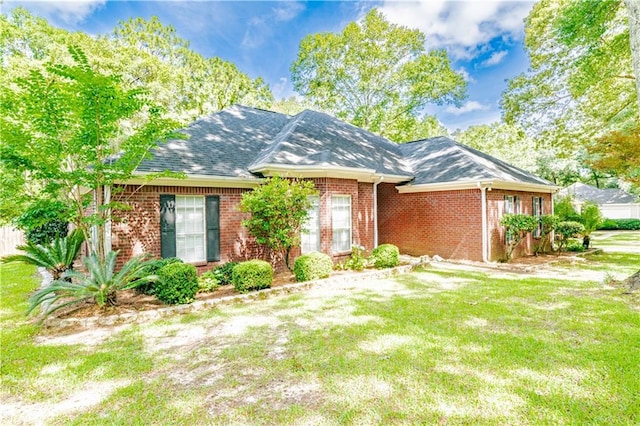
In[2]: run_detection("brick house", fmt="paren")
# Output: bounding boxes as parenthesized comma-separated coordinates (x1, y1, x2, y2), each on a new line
(111, 105, 557, 270)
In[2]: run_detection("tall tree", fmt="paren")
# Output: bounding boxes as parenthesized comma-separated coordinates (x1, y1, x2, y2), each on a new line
(0, 46, 181, 260)
(291, 9, 466, 142)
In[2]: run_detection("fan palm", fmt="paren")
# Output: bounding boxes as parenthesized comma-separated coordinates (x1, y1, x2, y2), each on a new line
(2, 229, 85, 279)
(27, 250, 155, 319)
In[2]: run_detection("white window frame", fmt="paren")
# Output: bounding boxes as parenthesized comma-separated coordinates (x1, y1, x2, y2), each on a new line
(175, 195, 206, 263)
(504, 195, 521, 214)
(301, 196, 321, 254)
(332, 195, 352, 253)
(532, 196, 543, 238)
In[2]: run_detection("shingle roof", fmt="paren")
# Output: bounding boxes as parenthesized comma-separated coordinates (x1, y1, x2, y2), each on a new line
(398, 137, 552, 186)
(560, 182, 638, 204)
(137, 105, 554, 189)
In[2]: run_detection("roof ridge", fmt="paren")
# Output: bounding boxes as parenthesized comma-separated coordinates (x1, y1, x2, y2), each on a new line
(248, 111, 307, 170)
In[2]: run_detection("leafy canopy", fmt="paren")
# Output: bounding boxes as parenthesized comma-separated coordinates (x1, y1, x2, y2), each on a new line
(291, 9, 465, 142)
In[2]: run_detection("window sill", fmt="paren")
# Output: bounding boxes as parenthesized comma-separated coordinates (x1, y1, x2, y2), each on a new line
(332, 250, 352, 256)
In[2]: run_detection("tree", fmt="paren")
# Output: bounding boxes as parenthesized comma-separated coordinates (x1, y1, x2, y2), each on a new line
(291, 9, 466, 142)
(0, 45, 181, 260)
(580, 201, 603, 249)
(240, 176, 318, 269)
(500, 213, 538, 261)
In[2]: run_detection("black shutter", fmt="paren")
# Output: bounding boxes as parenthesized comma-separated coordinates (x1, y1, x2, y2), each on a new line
(206, 196, 220, 262)
(160, 194, 176, 258)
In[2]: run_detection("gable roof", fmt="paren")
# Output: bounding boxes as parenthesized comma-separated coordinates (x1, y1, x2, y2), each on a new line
(560, 182, 638, 204)
(133, 105, 556, 192)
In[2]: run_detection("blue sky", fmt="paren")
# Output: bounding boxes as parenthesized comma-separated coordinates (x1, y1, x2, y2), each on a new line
(4, 0, 535, 131)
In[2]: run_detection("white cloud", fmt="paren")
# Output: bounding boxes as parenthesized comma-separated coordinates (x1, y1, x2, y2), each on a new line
(7, 0, 106, 25)
(272, 77, 296, 99)
(378, 0, 534, 59)
(242, 2, 305, 48)
(481, 50, 508, 67)
(272, 2, 305, 22)
(456, 67, 476, 83)
(445, 100, 490, 115)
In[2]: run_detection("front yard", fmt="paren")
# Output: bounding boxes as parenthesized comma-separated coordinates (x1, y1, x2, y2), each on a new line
(1, 234, 639, 425)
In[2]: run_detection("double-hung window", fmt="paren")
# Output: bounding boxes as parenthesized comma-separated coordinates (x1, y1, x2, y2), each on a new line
(160, 194, 220, 263)
(504, 195, 520, 214)
(332, 195, 352, 253)
(532, 196, 543, 238)
(301, 196, 321, 253)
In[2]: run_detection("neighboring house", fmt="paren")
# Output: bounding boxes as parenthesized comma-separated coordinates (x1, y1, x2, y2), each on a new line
(111, 105, 557, 269)
(559, 182, 640, 219)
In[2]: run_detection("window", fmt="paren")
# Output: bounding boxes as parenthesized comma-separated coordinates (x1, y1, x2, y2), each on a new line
(332, 195, 351, 253)
(301, 196, 320, 254)
(160, 195, 220, 262)
(532, 196, 543, 238)
(504, 195, 520, 214)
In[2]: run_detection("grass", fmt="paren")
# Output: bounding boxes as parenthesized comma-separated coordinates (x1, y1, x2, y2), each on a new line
(1, 236, 639, 424)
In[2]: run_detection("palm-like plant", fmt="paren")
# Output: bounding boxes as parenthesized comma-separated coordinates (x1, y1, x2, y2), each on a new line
(27, 251, 155, 319)
(2, 229, 85, 280)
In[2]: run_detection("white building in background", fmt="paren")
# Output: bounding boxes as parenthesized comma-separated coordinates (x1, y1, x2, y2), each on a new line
(559, 182, 640, 219)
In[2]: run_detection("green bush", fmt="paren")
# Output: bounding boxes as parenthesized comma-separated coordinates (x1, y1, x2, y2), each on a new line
(598, 218, 640, 230)
(14, 200, 71, 245)
(555, 221, 585, 252)
(554, 195, 581, 222)
(232, 260, 273, 293)
(293, 252, 333, 282)
(566, 240, 586, 252)
(155, 262, 198, 304)
(137, 257, 184, 295)
(212, 261, 238, 285)
(198, 271, 219, 293)
(371, 244, 400, 268)
(341, 245, 368, 271)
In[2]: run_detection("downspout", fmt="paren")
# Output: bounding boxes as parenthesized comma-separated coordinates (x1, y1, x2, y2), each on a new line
(478, 182, 490, 263)
(104, 185, 112, 255)
(373, 176, 384, 248)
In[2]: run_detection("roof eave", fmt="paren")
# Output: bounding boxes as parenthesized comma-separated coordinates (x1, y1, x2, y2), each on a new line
(118, 172, 264, 188)
(397, 179, 560, 194)
(250, 164, 412, 183)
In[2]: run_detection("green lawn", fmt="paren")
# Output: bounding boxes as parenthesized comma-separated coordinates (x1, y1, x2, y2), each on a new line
(1, 246, 639, 424)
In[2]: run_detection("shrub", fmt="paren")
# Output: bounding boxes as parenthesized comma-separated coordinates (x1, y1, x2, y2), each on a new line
(27, 251, 154, 318)
(598, 218, 640, 230)
(371, 244, 400, 269)
(500, 213, 538, 260)
(212, 261, 238, 285)
(342, 245, 368, 271)
(15, 200, 71, 245)
(137, 257, 184, 295)
(232, 260, 273, 293)
(580, 202, 603, 248)
(2, 229, 85, 280)
(566, 240, 586, 252)
(555, 221, 585, 252)
(198, 271, 219, 293)
(554, 195, 581, 222)
(155, 263, 199, 304)
(293, 252, 333, 282)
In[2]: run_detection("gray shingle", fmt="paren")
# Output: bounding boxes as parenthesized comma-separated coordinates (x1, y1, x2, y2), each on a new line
(560, 182, 638, 204)
(398, 137, 552, 186)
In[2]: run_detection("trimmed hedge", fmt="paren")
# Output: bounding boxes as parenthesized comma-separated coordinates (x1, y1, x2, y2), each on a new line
(155, 262, 199, 304)
(232, 260, 273, 293)
(293, 252, 333, 282)
(371, 244, 400, 269)
(137, 257, 184, 295)
(598, 218, 640, 230)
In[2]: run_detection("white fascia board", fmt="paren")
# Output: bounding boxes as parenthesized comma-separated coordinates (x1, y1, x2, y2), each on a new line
(397, 180, 559, 194)
(251, 163, 412, 183)
(119, 172, 264, 189)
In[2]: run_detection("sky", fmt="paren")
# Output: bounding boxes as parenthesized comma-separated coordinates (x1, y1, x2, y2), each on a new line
(4, 0, 536, 131)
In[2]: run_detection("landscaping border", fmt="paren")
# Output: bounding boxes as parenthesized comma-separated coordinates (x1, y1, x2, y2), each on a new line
(42, 265, 416, 330)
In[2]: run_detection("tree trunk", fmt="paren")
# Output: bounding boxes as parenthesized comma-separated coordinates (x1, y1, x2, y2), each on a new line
(623, 269, 640, 293)
(625, 0, 640, 110)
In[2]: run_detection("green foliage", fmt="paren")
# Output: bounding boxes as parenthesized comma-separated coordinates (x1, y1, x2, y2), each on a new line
(555, 221, 586, 252)
(293, 252, 333, 282)
(500, 214, 538, 260)
(155, 263, 199, 305)
(14, 199, 71, 245)
(534, 214, 558, 255)
(26, 251, 154, 318)
(371, 244, 400, 269)
(197, 271, 219, 293)
(137, 257, 184, 295)
(0, 43, 183, 260)
(554, 195, 582, 222)
(580, 201, 604, 236)
(598, 218, 640, 230)
(241, 176, 318, 269)
(212, 262, 239, 286)
(2, 229, 85, 280)
(291, 8, 466, 142)
(338, 245, 368, 271)
(232, 260, 273, 293)
(565, 240, 586, 252)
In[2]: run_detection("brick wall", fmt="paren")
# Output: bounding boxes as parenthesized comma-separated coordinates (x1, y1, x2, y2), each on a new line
(112, 179, 375, 271)
(377, 183, 484, 261)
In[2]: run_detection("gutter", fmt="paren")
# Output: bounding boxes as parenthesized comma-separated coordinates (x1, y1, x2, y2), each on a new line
(477, 181, 492, 262)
